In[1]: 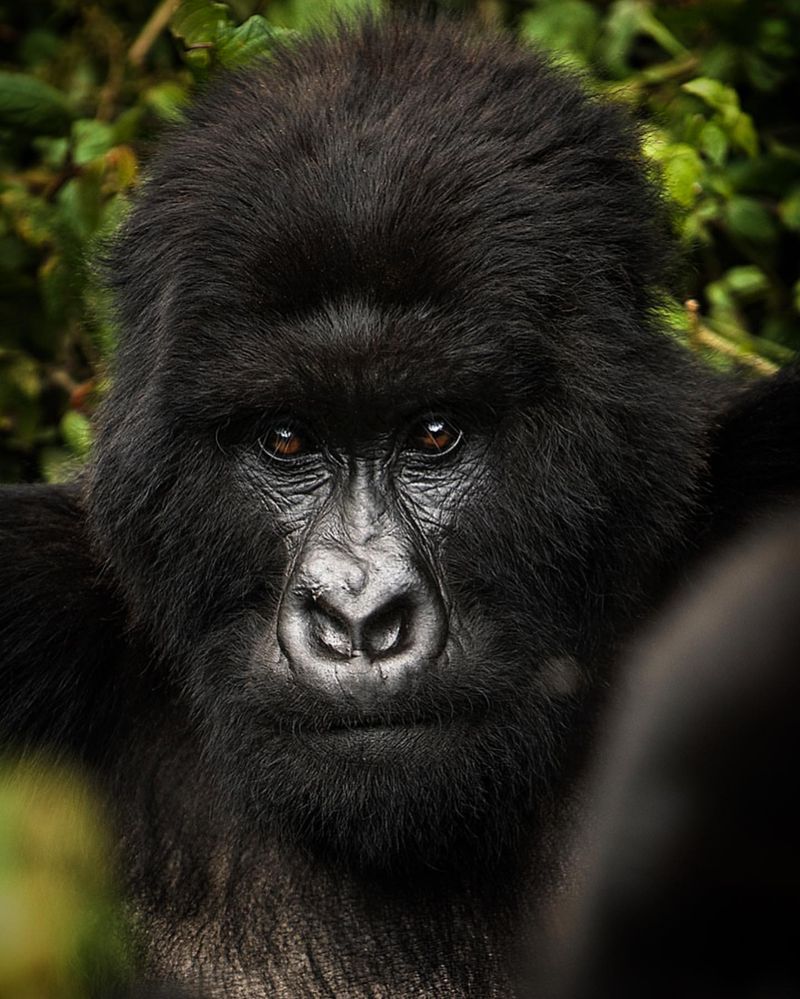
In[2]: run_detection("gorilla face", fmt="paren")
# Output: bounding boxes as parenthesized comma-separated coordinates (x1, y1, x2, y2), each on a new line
(88, 20, 708, 868)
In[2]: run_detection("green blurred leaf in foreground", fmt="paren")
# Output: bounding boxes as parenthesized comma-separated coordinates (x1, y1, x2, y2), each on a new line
(0, 758, 130, 999)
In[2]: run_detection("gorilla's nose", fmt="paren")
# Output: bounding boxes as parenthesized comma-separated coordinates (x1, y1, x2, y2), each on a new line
(309, 592, 406, 660)
(277, 545, 446, 705)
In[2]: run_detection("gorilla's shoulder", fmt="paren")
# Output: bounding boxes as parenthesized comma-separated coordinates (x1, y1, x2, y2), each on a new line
(0, 483, 123, 758)
(708, 362, 800, 543)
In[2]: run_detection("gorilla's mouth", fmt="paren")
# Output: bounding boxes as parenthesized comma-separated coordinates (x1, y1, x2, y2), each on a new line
(259, 689, 482, 760)
(275, 695, 487, 738)
(244, 638, 495, 744)
(297, 716, 463, 764)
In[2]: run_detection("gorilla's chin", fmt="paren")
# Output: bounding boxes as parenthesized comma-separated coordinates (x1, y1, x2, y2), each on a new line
(299, 721, 450, 763)
(205, 709, 557, 873)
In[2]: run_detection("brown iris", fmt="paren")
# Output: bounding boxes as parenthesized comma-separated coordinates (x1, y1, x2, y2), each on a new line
(262, 423, 305, 460)
(409, 416, 462, 456)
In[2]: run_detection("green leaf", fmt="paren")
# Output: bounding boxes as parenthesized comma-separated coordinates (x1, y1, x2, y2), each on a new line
(269, 0, 381, 32)
(520, 0, 600, 64)
(599, 0, 638, 75)
(682, 77, 739, 116)
(61, 410, 93, 457)
(659, 144, 705, 208)
(0, 71, 72, 134)
(724, 196, 779, 243)
(142, 82, 190, 123)
(682, 77, 757, 156)
(681, 200, 719, 244)
(216, 16, 290, 69)
(71, 119, 115, 166)
(57, 172, 104, 241)
(723, 265, 769, 299)
(31, 134, 69, 169)
(635, 8, 688, 58)
(779, 188, 800, 232)
(111, 106, 144, 143)
(699, 121, 728, 166)
(729, 111, 758, 157)
(171, 0, 231, 48)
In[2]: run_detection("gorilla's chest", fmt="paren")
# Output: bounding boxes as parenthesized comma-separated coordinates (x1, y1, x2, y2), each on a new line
(135, 870, 519, 998)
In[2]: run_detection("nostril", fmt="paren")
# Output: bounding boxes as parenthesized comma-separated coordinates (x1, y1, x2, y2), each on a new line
(304, 591, 412, 662)
(307, 597, 352, 659)
(363, 599, 408, 660)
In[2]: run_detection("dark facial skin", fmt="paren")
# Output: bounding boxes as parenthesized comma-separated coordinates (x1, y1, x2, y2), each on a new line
(207, 299, 500, 730)
(229, 402, 474, 753)
(268, 413, 454, 707)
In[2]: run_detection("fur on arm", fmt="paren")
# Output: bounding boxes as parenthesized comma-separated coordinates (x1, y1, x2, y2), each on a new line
(0, 483, 122, 760)
(709, 363, 800, 539)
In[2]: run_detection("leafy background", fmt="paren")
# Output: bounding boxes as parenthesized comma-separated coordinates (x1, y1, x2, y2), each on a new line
(1, 0, 799, 484)
(1, 1, 799, 992)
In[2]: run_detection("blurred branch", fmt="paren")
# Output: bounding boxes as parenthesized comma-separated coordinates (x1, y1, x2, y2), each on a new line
(685, 299, 778, 375)
(129, 0, 181, 67)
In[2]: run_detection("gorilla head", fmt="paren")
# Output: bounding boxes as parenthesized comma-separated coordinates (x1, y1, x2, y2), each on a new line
(87, 18, 708, 870)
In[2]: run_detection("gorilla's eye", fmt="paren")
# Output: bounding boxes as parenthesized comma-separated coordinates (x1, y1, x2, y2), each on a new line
(261, 422, 308, 461)
(408, 416, 463, 456)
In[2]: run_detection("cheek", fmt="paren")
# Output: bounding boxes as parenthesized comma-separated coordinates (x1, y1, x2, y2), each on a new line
(140, 460, 293, 646)
(395, 454, 488, 537)
(237, 455, 332, 553)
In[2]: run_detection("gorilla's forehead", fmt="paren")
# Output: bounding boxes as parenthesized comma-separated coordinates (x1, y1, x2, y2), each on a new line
(110, 17, 666, 422)
(163, 133, 542, 318)
(168, 296, 519, 426)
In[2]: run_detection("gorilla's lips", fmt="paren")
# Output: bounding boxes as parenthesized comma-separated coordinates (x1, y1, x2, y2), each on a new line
(276, 702, 485, 753)
(261, 656, 493, 738)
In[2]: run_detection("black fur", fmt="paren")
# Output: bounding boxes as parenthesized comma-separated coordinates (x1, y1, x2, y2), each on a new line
(1, 17, 798, 996)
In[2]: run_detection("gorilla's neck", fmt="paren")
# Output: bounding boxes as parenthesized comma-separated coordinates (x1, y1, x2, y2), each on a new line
(111, 697, 573, 996)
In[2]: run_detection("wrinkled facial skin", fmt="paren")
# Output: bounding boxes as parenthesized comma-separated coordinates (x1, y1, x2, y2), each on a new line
(87, 21, 709, 871)
(257, 414, 458, 712)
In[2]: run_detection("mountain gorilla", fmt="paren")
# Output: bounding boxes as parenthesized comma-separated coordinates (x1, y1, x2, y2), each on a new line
(1, 15, 798, 997)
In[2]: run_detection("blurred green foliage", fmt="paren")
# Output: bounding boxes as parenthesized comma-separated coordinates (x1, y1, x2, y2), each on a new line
(0, 757, 129, 998)
(0, 0, 799, 482)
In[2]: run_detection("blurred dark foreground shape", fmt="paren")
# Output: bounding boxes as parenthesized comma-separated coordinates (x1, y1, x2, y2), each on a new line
(536, 509, 800, 999)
